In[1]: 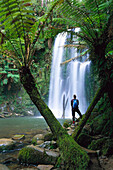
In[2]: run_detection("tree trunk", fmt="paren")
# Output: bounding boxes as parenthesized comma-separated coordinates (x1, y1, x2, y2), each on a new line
(106, 80, 113, 110)
(94, 44, 113, 111)
(72, 84, 107, 140)
(19, 66, 90, 169)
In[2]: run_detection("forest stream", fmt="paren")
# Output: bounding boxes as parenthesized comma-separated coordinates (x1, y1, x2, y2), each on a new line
(0, 117, 66, 169)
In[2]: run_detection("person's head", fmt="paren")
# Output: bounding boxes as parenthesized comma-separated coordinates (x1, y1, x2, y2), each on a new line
(73, 94, 76, 99)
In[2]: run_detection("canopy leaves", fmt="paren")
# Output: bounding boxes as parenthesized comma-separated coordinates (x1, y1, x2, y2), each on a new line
(0, 0, 64, 67)
(57, 0, 113, 49)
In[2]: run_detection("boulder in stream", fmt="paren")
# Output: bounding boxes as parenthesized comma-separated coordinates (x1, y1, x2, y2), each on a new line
(18, 144, 59, 165)
(0, 138, 16, 152)
(0, 164, 9, 170)
(32, 134, 44, 145)
(12, 134, 25, 140)
(37, 164, 54, 170)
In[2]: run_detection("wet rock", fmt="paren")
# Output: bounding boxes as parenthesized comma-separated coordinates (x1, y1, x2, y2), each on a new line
(83, 123, 92, 134)
(18, 145, 59, 165)
(35, 134, 44, 140)
(66, 127, 71, 131)
(2, 157, 18, 164)
(63, 119, 72, 128)
(20, 168, 37, 170)
(0, 115, 5, 118)
(32, 134, 44, 145)
(67, 126, 75, 135)
(0, 164, 9, 170)
(0, 138, 15, 152)
(39, 141, 57, 149)
(27, 110, 34, 116)
(1, 112, 13, 118)
(36, 140, 44, 145)
(99, 155, 113, 170)
(44, 132, 55, 141)
(37, 164, 54, 170)
(12, 134, 25, 140)
(70, 124, 75, 129)
(81, 147, 102, 170)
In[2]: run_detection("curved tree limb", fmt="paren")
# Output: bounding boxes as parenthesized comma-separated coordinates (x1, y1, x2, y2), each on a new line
(19, 66, 90, 169)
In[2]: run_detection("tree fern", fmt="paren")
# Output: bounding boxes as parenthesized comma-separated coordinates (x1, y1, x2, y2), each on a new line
(57, 0, 113, 44)
(0, 0, 65, 68)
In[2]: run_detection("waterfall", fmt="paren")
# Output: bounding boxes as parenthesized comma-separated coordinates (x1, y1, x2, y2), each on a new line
(48, 32, 91, 118)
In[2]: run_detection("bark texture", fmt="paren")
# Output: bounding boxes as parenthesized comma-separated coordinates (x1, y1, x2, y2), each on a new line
(106, 80, 113, 109)
(19, 66, 90, 169)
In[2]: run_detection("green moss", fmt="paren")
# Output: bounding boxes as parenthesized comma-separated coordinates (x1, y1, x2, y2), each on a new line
(31, 138, 37, 145)
(19, 147, 35, 164)
(18, 146, 59, 165)
(88, 138, 106, 151)
(90, 114, 107, 135)
(44, 133, 55, 141)
(88, 138, 113, 156)
(57, 133, 90, 170)
(63, 119, 72, 128)
(102, 139, 113, 155)
(55, 156, 62, 168)
(18, 147, 44, 165)
(63, 122, 69, 128)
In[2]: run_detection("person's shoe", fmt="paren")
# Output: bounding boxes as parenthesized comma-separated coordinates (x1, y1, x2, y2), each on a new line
(73, 121, 75, 124)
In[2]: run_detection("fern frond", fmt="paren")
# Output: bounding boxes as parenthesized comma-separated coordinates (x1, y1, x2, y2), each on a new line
(0, 47, 22, 67)
(29, 0, 65, 58)
(57, 0, 113, 45)
(0, 0, 35, 65)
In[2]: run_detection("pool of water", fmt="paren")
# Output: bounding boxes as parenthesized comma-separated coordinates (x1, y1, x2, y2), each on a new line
(0, 116, 66, 138)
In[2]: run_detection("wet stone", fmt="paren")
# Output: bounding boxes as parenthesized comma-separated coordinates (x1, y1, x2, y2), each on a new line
(0, 164, 9, 170)
(37, 164, 54, 170)
(0, 138, 15, 152)
(12, 134, 25, 140)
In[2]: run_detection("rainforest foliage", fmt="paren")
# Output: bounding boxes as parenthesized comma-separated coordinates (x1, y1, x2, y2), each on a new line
(0, 0, 112, 120)
(0, 0, 54, 114)
(0, 0, 71, 114)
(0, 0, 113, 169)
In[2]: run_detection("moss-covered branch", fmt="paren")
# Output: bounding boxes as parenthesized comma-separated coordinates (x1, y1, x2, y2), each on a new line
(19, 66, 90, 169)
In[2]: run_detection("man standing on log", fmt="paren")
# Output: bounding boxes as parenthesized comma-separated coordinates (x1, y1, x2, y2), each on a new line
(71, 94, 82, 125)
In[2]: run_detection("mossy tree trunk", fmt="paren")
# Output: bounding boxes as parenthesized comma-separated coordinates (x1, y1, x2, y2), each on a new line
(93, 42, 113, 111)
(19, 66, 90, 169)
(72, 84, 107, 140)
(106, 79, 113, 109)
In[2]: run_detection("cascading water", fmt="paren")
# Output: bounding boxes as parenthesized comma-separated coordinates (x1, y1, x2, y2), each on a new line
(48, 32, 91, 118)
